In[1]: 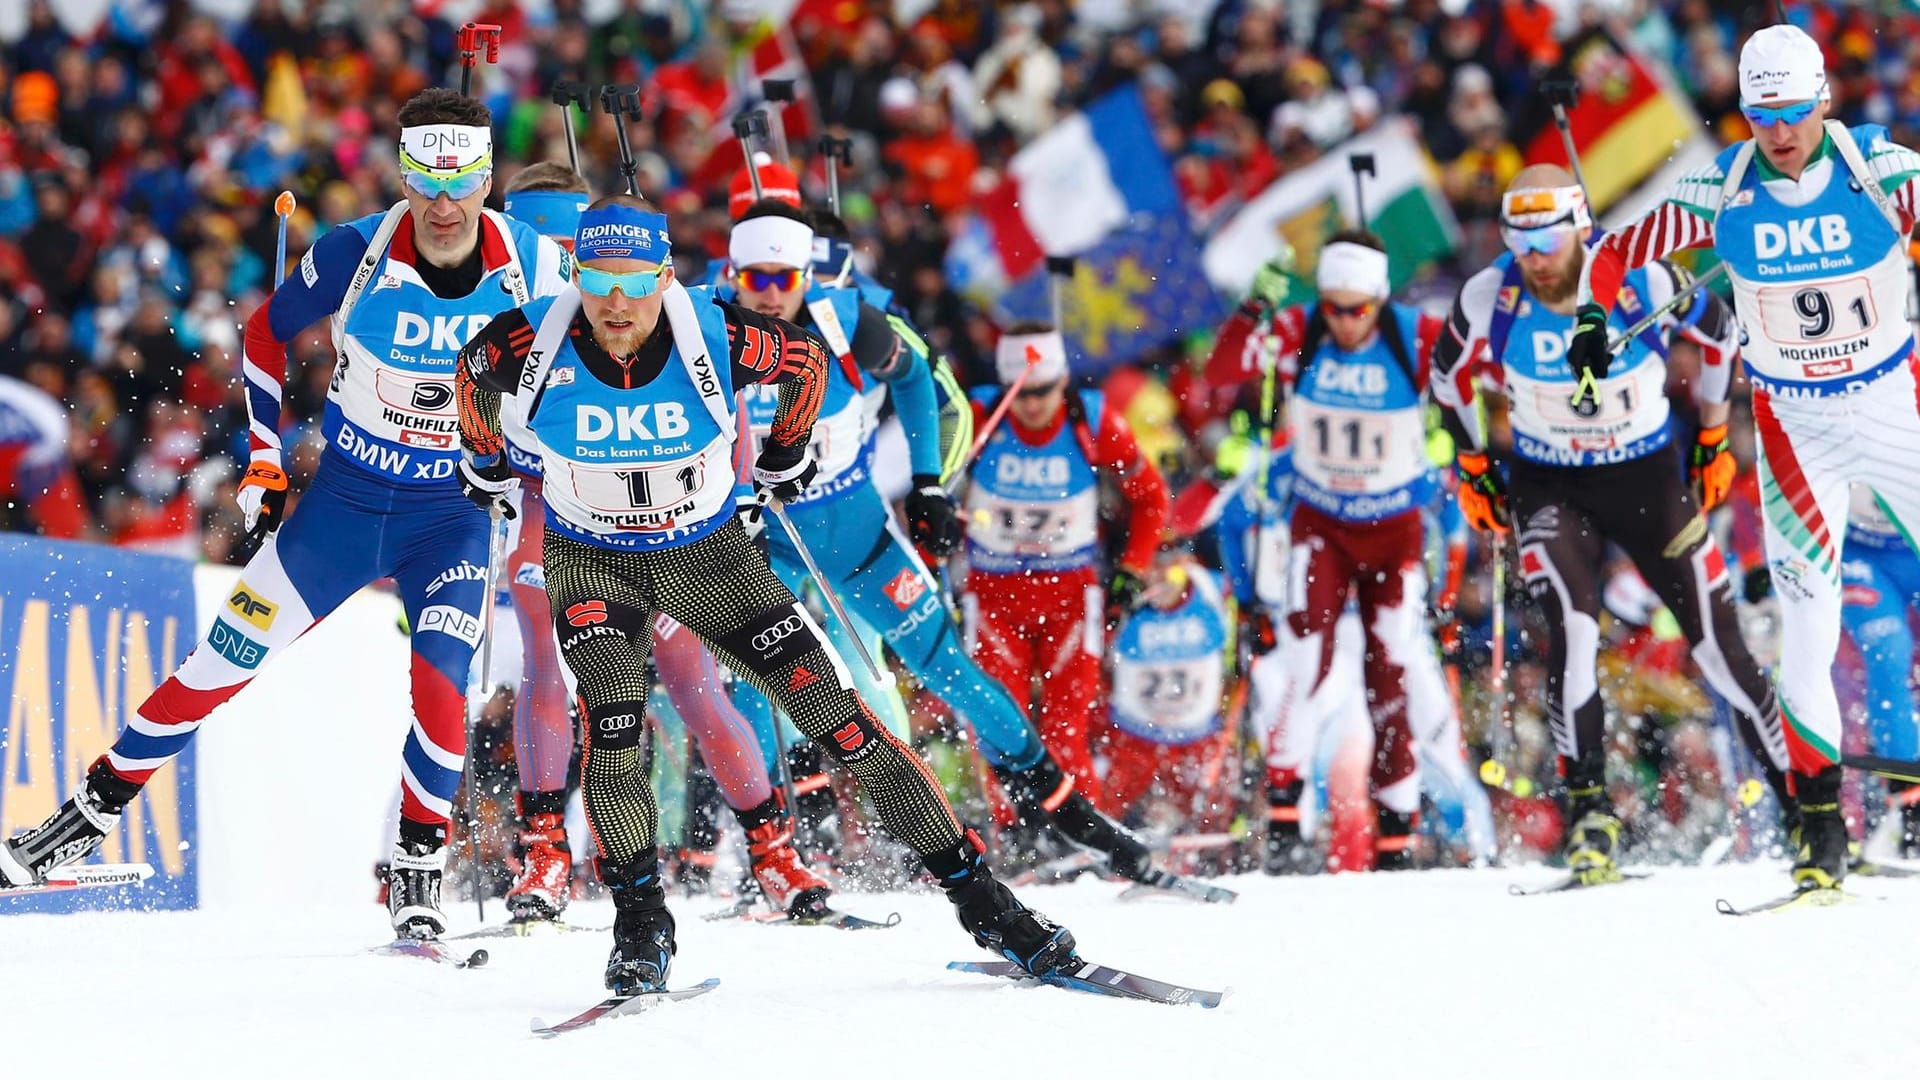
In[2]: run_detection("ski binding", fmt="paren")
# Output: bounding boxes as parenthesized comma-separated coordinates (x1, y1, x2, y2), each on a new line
(370, 938, 489, 968)
(531, 977, 721, 1037)
(948, 959, 1224, 1008)
(3, 862, 154, 896)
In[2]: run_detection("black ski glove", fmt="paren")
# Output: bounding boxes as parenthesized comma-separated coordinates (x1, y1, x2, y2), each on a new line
(1566, 302, 1612, 400)
(457, 455, 518, 519)
(1742, 564, 1774, 604)
(1108, 568, 1146, 618)
(753, 441, 819, 504)
(904, 474, 962, 555)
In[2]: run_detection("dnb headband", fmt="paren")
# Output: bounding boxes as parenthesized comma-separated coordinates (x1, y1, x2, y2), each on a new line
(399, 124, 493, 174)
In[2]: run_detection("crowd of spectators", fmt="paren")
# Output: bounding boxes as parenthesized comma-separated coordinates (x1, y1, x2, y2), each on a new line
(3, 0, 1908, 863)
(0, 0, 1870, 560)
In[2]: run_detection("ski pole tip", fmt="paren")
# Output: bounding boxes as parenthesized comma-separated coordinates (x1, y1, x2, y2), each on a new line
(274, 190, 296, 217)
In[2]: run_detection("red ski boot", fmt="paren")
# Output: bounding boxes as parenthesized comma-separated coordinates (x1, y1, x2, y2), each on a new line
(506, 812, 572, 921)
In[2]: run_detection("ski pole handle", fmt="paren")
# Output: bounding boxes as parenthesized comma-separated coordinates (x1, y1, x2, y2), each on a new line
(272, 190, 295, 289)
(550, 79, 594, 175)
(457, 23, 503, 98)
(732, 111, 771, 201)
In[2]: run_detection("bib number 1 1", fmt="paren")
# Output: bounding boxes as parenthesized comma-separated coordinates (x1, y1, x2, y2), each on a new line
(621, 464, 698, 509)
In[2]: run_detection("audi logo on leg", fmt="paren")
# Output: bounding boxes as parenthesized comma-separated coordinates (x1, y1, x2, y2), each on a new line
(751, 614, 805, 652)
(598, 713, 638, 733)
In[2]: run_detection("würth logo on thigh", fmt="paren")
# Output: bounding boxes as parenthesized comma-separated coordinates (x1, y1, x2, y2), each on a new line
(568, 600, 609, 626)
(831, 720, 866, 752)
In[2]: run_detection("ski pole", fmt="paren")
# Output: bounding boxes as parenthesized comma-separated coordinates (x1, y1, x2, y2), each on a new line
(468, 509, 507, 921)
(272, 190, 295, 288)
(951, 256, 1077, 487)
(550, 79, 595, 175)
(1572, 261, 1731, 410)
(1605, 262, 1728, 353)
(601, 83, 643, 196)
(1046, 253, 1073, 332)
(1839, 751, 1920, 785)
(819, 135, 852, 216)
(761, 79, 796, 163)
(1348, 153, 1376, 229)
(456, 22, 503, 98)
(1542, 80, 1591, 211)
(732, 111, 771, 201)
(1477, 534, 1516, 792)
(762, 494, 895, 689)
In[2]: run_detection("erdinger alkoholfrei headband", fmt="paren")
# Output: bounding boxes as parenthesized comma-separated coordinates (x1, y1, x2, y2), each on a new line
(995, 330, 1068, 385)
(398, 124, 493, 174)
(729, 214, 815, 271)
(1315, 242, 1390, 299)
(1500, 184, 1592, 231)
(574, 204, 673, 264)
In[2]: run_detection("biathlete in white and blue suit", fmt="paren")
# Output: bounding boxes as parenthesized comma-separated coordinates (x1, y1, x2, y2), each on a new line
(721, 198, 1166, 885)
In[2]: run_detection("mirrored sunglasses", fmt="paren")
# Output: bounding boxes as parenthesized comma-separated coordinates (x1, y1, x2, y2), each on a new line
(577, 265, 665, 298)
(735, 268, 808, 293)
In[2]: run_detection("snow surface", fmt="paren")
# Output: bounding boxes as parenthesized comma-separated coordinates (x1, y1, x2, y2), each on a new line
(5, 864, 1917, 1078)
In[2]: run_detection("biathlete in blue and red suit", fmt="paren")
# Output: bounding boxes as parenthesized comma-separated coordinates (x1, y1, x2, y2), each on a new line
(1, 90, 570, 944)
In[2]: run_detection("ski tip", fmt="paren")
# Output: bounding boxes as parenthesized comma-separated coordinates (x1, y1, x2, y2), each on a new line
(529, 1017, 547, 1033)
(465, 948, 490, 968)
(1714, 898, 1738, 916)
(881, 912, 903, 928)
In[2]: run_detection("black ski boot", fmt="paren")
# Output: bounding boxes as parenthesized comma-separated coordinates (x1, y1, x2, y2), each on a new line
(926, 832, 1076, 976)
(1792, 766, 1847, 892)
(1892, 782, 1920, 861)
(386, 822, 450, 940)
(0, 759, 140, 888)
(786, 743, 842, 863)
(1264, 778, 1315, 875)
(997, 757, 1155, 882)
(1373, 807, 1417, 871)
(603, 853, 677, 996)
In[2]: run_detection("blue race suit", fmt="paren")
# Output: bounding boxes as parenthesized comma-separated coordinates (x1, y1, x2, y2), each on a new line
(1841, 488, 1920, 763)
(733, 284, 1052, 772)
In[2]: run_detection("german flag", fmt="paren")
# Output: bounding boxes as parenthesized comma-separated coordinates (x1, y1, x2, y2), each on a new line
(1520, 29, 1702, 213)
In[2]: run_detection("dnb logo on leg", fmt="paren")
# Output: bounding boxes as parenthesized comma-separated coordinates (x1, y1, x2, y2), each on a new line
(567, 600, 609, 627)
(207, 618, 266, 670)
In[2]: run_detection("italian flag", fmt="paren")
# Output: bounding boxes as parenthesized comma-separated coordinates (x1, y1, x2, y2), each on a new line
(1202, 118, 1459, 297)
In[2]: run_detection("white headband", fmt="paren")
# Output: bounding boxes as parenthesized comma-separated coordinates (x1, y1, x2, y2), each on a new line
(1316, 242, 1390, 298)
(996, 331, 1068, 385)
(729, 215, 815, 271)
(399, 124, 493, 172)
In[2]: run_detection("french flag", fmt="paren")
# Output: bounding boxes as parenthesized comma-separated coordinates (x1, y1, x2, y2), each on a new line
(965, 85, 1180, 286)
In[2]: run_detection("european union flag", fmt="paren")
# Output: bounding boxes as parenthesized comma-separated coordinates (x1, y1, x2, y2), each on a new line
(995, 213, 1226, 377)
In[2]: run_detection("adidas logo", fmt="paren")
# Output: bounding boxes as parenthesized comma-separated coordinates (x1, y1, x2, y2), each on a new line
(787, 665, 819, 692)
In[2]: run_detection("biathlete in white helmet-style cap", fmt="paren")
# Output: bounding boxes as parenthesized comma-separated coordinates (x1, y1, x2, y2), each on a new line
(1572, 19, 1920, 893)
